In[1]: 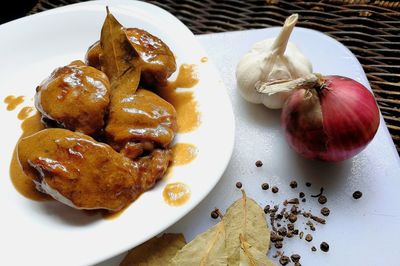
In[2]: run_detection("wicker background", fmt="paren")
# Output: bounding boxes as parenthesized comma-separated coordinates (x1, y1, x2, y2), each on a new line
(29, 0, 400, 153)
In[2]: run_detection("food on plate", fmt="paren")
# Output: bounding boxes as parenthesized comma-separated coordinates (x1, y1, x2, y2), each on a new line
(85, 41, 102, 70)
(18, 128, 171, 211)
(15, 9, 186, 212)
(86, 12, 176, 87)
(125, 28, 176, 86)
(236, 14, 312, 109)
(280, 74, 380, 161)
(35, 60, 110, 135)
(106, 88, 177, 157)
(121, 191, 275, 266)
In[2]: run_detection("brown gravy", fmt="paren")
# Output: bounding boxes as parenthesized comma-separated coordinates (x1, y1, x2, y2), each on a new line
(200, 57, 208, 63)
(4, 95, 24, 111)
(10, 113, 50, 201)
(17, 106, 34, 120)
(163, 182, 191, 206)
(157, 64, 200, 133)
(171, 143, 198, 166)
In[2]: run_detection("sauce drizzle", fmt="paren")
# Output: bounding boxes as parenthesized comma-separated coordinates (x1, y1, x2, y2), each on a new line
(10, 113, 50, 201)
(171, 143, 198, 166)
(17, 106, 34, 120)
(4, 95, 24, 111)
(163, 182, 191, 206)
(157, 64, 200, 133)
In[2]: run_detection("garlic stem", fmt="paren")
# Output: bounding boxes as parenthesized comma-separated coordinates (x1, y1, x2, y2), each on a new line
(256, 73, 318, 95)
(272, 14, 298, 56)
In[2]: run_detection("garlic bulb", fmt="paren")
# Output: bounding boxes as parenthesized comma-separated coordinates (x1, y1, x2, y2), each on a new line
(236, 14, 312, 109)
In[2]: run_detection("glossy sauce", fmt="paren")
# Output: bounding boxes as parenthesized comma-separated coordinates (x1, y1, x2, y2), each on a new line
(17, 106, 34, 120)
(4, 95, 24, 111)
(157, 64, 200, 133)
(200, 57, 208, 63)
(10, 113, 50, 201)
(163, 182, 191, 206)
(171, 143, 198, 166)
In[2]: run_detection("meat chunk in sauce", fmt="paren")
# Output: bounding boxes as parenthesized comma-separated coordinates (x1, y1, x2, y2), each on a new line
(17, 128, 172, 211)
(35, 60, 110, 136)
(106, 88, 177, 157)
(85, 28, 176, 86)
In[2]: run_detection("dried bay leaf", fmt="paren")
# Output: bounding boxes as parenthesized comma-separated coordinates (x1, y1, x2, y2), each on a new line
(120, 233, 186, 266)
(170, 221, 227, 266)
(239, 235, 275, 266)
(100, 7, 140, 92)
(223, 190, 271, 266)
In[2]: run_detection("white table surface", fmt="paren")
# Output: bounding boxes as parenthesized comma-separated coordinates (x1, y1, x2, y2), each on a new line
(98, 28, 400, 266)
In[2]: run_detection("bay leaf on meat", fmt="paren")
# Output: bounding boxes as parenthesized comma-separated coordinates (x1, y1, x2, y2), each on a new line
(239, 234, 275, 266)
(223, 190, 271, 265)
(100, 7, 140, 92)
(169, 221, 227, 266)
(119, 233, 186, 266)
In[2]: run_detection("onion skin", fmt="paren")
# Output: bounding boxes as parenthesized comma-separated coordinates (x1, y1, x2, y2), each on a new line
(282, 75, 380, 161)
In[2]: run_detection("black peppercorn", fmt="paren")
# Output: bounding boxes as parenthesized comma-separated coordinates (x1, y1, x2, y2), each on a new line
(320, 242, 329, 252)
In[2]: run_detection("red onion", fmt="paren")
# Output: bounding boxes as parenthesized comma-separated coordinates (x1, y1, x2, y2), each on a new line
(281, 75, 380, 161)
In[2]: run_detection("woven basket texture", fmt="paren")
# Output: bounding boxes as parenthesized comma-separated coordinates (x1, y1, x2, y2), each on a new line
(29, 0, 400, 153)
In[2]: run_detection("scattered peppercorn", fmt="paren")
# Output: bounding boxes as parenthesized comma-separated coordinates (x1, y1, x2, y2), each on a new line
(310, 215, 326, 224)
(311, 246, 317, 252)
(235, 182, 242, 189)
(318, 195, 327, 204)
(255, 160, 263, 167)
(290, 181, 298, 189)
(299, 231, 304, 239)
(272, 186, 279, 193)
(291, 254, 301, 263)
(270, 232, 284, 242)
(287, 223, 294, 231)
(289, 213, 298, 223)
(305, 234, 313, 242)
(279, 255, 290, 265)
(293, 229, 299, 235)
(353, 190, 362, 199)
(302, 198, 306, 202)
(278, 227, 288, 236)
(306, 221, 316, 231)
(320, 242, 330, 252)
(321, 207, 330, 216)
(286, 198, 300, 205)
(210, 210, 219, 219)
(299, 192, 305, 198)
(264, 205, 270, 214)
(286, 231, 293, 238)
(306, 182, 312, 187)
(294, 263, 302, 266)
(261, 183, 269, 190)
(275, 241, 283, 249)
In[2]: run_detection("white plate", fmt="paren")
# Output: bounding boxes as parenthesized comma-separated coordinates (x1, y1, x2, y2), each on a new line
(0, 1, 234, 265)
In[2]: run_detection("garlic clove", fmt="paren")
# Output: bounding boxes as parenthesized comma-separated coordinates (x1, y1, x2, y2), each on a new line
(236, 13, 313, 109)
